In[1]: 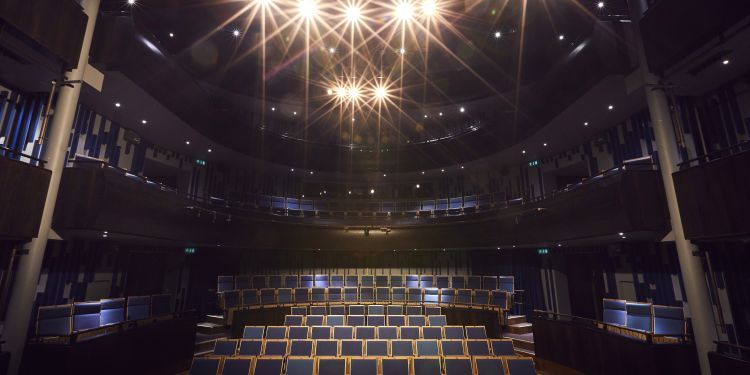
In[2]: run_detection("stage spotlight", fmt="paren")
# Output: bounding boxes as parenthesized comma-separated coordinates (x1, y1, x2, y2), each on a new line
(327, 88, 333, 95)
(395, 1, 414, 21)
(422, 0, 437, 16)
(399, 47, 406, 55)
(346, 6, 361, 23)
(232, 29, 241, 37)
(127, 0, 135, 5)
(299, 0, 317, 18)
(336, 87, 347, 98)
(597, 2, 605, 9)
(348, 87, 360, 99)
(375, 86, 387, 99)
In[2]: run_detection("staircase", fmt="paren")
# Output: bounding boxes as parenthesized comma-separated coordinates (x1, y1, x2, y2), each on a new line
(195, 314, 229, 355)
(504, 315, 535, 355)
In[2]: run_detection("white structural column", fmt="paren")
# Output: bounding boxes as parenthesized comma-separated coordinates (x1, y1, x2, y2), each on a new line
(634, 13, 717, 375)
(3, 0, 100, 374)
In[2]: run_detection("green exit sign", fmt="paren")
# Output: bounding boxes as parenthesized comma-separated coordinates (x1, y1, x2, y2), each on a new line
(528, 160, 539, 167)
(537, 248, 549, 255)
(196, 159, 206, 166)
(184, 247, 197, 255)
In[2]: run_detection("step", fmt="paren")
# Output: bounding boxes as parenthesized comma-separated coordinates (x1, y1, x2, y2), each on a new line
(506, 315, 527, 326)
(206, 314, 225, 325)
(196, 322, 225, 335)
(511, 337, 535, 354)
(507, 322, 534, 335)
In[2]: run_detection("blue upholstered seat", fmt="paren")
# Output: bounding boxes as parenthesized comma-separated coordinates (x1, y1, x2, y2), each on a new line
(254, 358, 283, 375)
(311, 326, 332, 339)
(465, 326, 487, 339)
(451, 276, 465, 289)
(315, 340, 339, 356)
(341, 339, 363, 356)
(333, 326, 354, 339)
(387, 305, 403, 315)
(285, 315, 304, 326)
(242, 325, 265, 339)
(290, 339, 314, 356)
(265, 326, 287, 339)
(327, 315, 345, 327)
(347, 315, 366, 326)
(653, 305, 685, 336)
(289, 326, 310, 340)
(189, 358, 220, 375)
(382, 358, 410, 375)
(388, 314, 406, 326)
(317, 358, 346, 375)
(291, 306, 307, 316)
(286, 358, 314, 375)
(277, 288, 293, 305)
(475, 358, 504, 375)
(368, 315, 386, 327)
(356, 326, 376, 339)
(235, 276, 251, 290)
(408, 315, 426, 327)
(425, 306, 441, 316)
(349, 305, 365, 315)
(213, 339, 238, 356)
(391, 340, 414, 356)
(626, 302, 653, 332)
(490, 339, 515, 356)
(261, 289, 276, 305)
(222, 359, 253, 375)
(350, 358, 378, 375)
(238, 339, 263, 356)
(444, 358, 473, 375)
(242, 289, 259, 307)
(361, 275, 375, 287)
(467, 276, 481, 290)
(100, 298, 125, 326)
(300, 275, 314, 288)
(422, 326, 443, 339)
(368, 304, 385, 315)
(416, 340, 440, 356)
(428, 315, 447, 326)
(413, 358, 442, 375)
(507, 358, 537, 375)
(366, 340, 388, 356)
(309, 306, 326, 315)
(466, 340, 490, 356)
(377, 326, 398, 340)
(329, 305, 346, 315)
(126, 296, 150, 321)
(376, 287, 391, 302)
(603, 299, 627, 327)
(400, 326, 420, 340)
(376, 275, 390, 287)
(263, 340, 288, 356)
(436, 276, 451, 289)
(406, 305, 423, 315)
(443, 326, 465, 340)
(441, 340, 466, 356)
(314, 275, 329, 287)
(305, 315, 324, 326)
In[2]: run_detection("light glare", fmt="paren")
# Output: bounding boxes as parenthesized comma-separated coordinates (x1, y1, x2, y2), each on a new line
(299, 0, 317, 18)
(346, 6, 361, 23)
(396, 2, 413, 21)
(422, 0, 437, 16)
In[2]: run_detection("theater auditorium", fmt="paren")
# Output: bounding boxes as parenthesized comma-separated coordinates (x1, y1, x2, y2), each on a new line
(0, 0, 748, 374)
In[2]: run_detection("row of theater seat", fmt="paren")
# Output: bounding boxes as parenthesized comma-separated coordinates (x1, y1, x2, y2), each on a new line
(191, 355, 535, 375)
(218, 275, 514, 293)
(220, 288, 510, 311)
(282, 314, 447, 327)
(602, 299, 686, 336)
(212, 338, 514, 358)
(289, 305, 441, 316)
(36, 294, 172, 336)
(243, 325, 488, 341)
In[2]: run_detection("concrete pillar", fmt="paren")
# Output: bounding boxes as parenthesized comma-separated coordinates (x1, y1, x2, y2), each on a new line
(631, 3, 717, 374)
(3, 0, 100, 373)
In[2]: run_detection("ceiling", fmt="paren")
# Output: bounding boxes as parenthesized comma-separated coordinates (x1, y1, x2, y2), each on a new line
(90, 0, 633, 172)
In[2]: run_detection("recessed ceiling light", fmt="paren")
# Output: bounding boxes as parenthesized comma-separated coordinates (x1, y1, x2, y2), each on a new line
(383, 173, 387, 177)
(293, 111, 297, 115)
(327, 89, 333, 95)
(584, 122, 589, 126)
(439, 112, 443, 116)
(722, 59, 730, 65)
(232, 29, 240, 37)
(271, 107, 276, 111)
(399, 47, 406, 55)
(460, 166, 464, 169)
(329, 47, 335, 53)
(141, 120, 147, 124)
(291, 168, 295, 172)
(115, 102, 121, 108)
(309, 171, 314, 175)
(522, 150, 526, 154)
(370, 189, 375, 194)
(494, 31, 502, 39)
(441, 169, 445, 172)
(169, 32, 175, 38)
(424, 114, 428, 118)
(543, 143, 548, 147)
(421, 171, 425, 175)
(416, 184, 420, 188)
(608, 105, 614, 110)
(459, 107, 465, 113)
(185, 140, 190, 145)
(597, 2, 604, 9)
(208, 149, 212, 153)
(127, 0, 135, 5)
(558, 34, 565, 41)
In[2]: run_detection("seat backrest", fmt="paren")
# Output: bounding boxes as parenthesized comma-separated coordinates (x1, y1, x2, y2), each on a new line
(285, 315, 304, 326)
(265, 326, 287, 339)
(330, 275, 344, 287)
(467, 276, 481, 290)
(100, 298, 125, 326)
(375, 276, 389, 287)
(441, 340, 466, 356)
(189, 357, 220, 375)
(344, 287, 359, 302)
(314, 275, 329, 287)
(490, 339, 515, 356)
(425, 306, 441, 316)
(400, 326, 420, 340)
(456, 289, 472, 305)
(498, 276, 514, 293)
(381, 358, 410, 375)
(242, 289, 259, 306)
(444, 358, 473, 375)
(350, 358, 378, 375)
(327, 315, 345, 327)
(428, 315, 447, 327)
(213, 339, 238, 356)
(368, 304, 385, 315)
(289, 339, 314, 356)
(340, 339, 363, 356)
(361, 275, 375, 287)
(368, 315, 386, 327)
(408, 288, 423, 302)
(440, 289, 456, 304)
(327, 288, 343, 302)
(260, 288, 276, 305)
(451, 276, 465, 289)
(376, 287, 391, 302)
(507, 358, 537, 375)
(254, 358, 284, 375)
(391, 340, 414, 356)
(360, 287, 375, 302)
(475, 358, 505, 375)
(235, 275, 251, 290)
(222, 358, 253, 375)
(306, 315, 324, 326)
(252, 276, 267, 289)
(242, 325, 265, 339)
(289, 326, 310, 340)
(392, 287, 407, 302)
(406, 275, 420, 288)
(277, 288, 292, 304)
(309, 306, 326, 315)
(348, 315, 366, 327)
(284, 275, 299, 289)
(126, 296, 150, 321)
(389, 275, 404, 287)
(291, 306, 307, 316)
(416, 340, 440, 356)
(311, 288, 327, 302)
(366, 340, 388, 356)
(626, 302, 653, 332)
(406, 305, 423, 316)
(419, 275, 435, 288)
(436, 276, 450, 289)
(311, 326, 332, 339)
(217, 276, 234, 293)
(333, 326, 354, 339)
(465, 326, 488, 339)
(377, 326, 398, 340)
(300, 275, 314, 288)
(387, 305, 403, 315)
(315, 339, 339, 356)
(413, 357, 442, 375)
(238, 340, 263, 356)
(73, 302, 101, 332)
(482, 276, 497, 290)
(424, 288, 439, 304)
(653, 305, 685, 336)
(356, 326, 376, 340)
(317, 358, 346, 375)
(443, 326, 465, 340)
(422, 326, 442, 339)
(490, 290, 508, 309)
(473, 290, 490, 305)
(294, 288, 310, 303)
(268, 275, 283, 288)
(286, 358, 314, 375)
(329, 305, 346, 315)
(345, 275, 359, 287)
(408, 316, 427, 327)
(263, 340, 288, 356)
(349, 304, 365, 315)
(603, 299, 628, 327)
(466, 340, 490, 356)
(388, 315, 406, 327)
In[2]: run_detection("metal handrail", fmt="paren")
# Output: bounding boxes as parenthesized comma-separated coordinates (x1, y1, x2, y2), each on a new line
(0, 146, 47, 165)
(678, 140, 750, 169)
